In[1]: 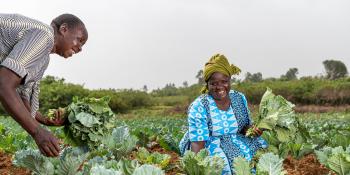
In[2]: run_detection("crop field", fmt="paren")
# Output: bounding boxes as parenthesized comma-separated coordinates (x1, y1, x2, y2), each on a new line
(0, 106, 349, 175)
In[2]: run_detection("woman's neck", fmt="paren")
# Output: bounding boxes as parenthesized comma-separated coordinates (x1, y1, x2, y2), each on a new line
(214, 97, 230, 111)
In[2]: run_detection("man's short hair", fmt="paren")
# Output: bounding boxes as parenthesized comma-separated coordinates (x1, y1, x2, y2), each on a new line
(51, 13, 88, 36)
(51, 13, 85, 29)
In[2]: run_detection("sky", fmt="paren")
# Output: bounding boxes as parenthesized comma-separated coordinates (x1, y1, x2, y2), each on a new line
(1, 0, 349, 90)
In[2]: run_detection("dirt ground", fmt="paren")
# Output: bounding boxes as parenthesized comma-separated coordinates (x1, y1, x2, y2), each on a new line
(1, 149, 336, 175)
(0, 151, 30, 175)
(283, 154, 335, 175)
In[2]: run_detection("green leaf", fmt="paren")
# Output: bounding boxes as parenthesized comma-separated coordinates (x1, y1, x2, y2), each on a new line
(116, 158, 139, 175)
(256, 112, 278, 130)
(56, 147, 89, 175)
(315, 147, 333, 165)
(257, 152, 286, 175)
(13, 149, 55, 175)
(101, 126, 138, 160)
(233, 157, 252, 175)
(132, 164, 165, 175)
(181, 150, 224, 175)
(75, 112, 101, 127)
(90, 165, 123, 175)
(63, 96, 115, 149)
(327, 154, 350, 175)
(275, 127, 290, 143)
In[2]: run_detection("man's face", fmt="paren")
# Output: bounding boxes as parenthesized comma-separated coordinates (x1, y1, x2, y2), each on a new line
(208, 72, 230, 100)
(57, 25, 88, 58)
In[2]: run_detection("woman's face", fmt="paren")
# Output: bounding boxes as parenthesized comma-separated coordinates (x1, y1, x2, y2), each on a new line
(208, 72, 230, 101)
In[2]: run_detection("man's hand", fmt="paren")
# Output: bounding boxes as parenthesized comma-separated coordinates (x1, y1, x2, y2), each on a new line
(0, 67, 61, 157)
(32, 126, 61, 157)
(46, 108, 66, 126)
(36, 109, 66, 126)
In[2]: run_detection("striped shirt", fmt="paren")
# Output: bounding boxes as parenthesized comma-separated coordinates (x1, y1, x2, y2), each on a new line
(0, 13, 54, 117)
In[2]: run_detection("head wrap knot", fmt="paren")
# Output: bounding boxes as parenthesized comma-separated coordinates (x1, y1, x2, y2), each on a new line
(201, 54, 241, 93)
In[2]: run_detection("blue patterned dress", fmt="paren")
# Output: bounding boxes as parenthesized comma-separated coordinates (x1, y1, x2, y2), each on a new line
(179, 90, 268, 175)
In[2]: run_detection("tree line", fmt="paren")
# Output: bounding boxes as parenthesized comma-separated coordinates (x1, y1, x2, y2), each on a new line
(0, 60, 348, 115)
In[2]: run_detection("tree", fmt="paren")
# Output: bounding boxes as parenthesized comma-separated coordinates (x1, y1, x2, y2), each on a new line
(281, 68, 298, 80)
(142, 85, 148, 92)
(196, 70, 205, 84)
(323, 60, 348, 79)
(182, 81, 188, 88)
(244, 72, 263, 82)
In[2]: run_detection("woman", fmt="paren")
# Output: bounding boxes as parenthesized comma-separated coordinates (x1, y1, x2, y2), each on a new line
(179, 54, 267, 175)
(0, 13, 88, 157)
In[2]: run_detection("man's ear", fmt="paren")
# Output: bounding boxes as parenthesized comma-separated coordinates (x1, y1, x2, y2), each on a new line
(58, 23, 68, 35)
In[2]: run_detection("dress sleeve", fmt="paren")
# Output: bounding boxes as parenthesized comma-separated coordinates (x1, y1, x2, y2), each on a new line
(0, 29, 52, 83)
(239, 92, 253, 125)
(188, 98, 210, 142)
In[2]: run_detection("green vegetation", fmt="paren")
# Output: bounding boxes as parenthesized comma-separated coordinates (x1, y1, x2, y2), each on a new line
(2, 75, 349, 116)
(0, 62, 349, 174)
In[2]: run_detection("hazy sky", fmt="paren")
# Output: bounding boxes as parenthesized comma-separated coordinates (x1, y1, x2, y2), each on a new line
(1, 0, 349, 90)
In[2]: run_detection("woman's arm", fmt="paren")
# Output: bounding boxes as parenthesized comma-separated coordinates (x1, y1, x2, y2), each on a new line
(191, 141, 205, 153)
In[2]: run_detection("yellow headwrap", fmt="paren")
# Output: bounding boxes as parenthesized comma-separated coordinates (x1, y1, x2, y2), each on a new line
(201, 54, 241, 93)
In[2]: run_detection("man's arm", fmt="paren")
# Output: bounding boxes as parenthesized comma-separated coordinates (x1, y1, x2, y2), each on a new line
(21, 95, 66, 126)
(0, 68, 40, 135)
(0, 67, 60, 156)
(21, 97, 48, 125)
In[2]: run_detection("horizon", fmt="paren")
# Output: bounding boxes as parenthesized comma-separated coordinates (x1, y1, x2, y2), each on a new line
(1, 0, 349, 90)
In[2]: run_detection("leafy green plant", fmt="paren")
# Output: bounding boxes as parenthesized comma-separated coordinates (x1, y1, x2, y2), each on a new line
(101, 126, 138, 160)
(246, 88, 297, 139)
(315, 145, 350, 175)
(135, 147, 171, 169)
(132, 164, 164, 175)
(256, 153, 286, 175)
(0, 118, 35, 153)
(13, 146, 88, 175)
(233, 157, 252, 175)
(63, 96, 115, 149)
(83, 157, 164, 175)
(181, 149, 224, 175)
(90, 165, 123, 175)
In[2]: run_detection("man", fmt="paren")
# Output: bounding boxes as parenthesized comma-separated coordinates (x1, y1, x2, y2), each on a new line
(0, 13, 88, 157)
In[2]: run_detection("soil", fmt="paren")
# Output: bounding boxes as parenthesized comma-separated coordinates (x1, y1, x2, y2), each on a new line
(283, 154, 335, 175)
(147, 144, 182, 175)
(1, 148, 336, 175)
(0, 151, 30, 175)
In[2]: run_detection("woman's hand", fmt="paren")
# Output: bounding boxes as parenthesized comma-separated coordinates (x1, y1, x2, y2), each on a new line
(250, 125, 263, 137)
(191, 141, 205, 153)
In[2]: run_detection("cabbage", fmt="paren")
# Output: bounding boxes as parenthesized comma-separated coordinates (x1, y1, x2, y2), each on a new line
(63, 96, 115, 149)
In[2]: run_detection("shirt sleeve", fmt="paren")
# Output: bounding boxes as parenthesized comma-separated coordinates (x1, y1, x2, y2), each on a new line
(29, 82, 40, 118)
(17, 83, 32, 102)
(0, 28, 52, 83)
(16, 82, 38, 118)
(188, 98, 210, 142)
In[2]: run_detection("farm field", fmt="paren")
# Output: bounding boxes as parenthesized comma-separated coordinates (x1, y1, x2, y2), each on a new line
(0, 106, 349, 175)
